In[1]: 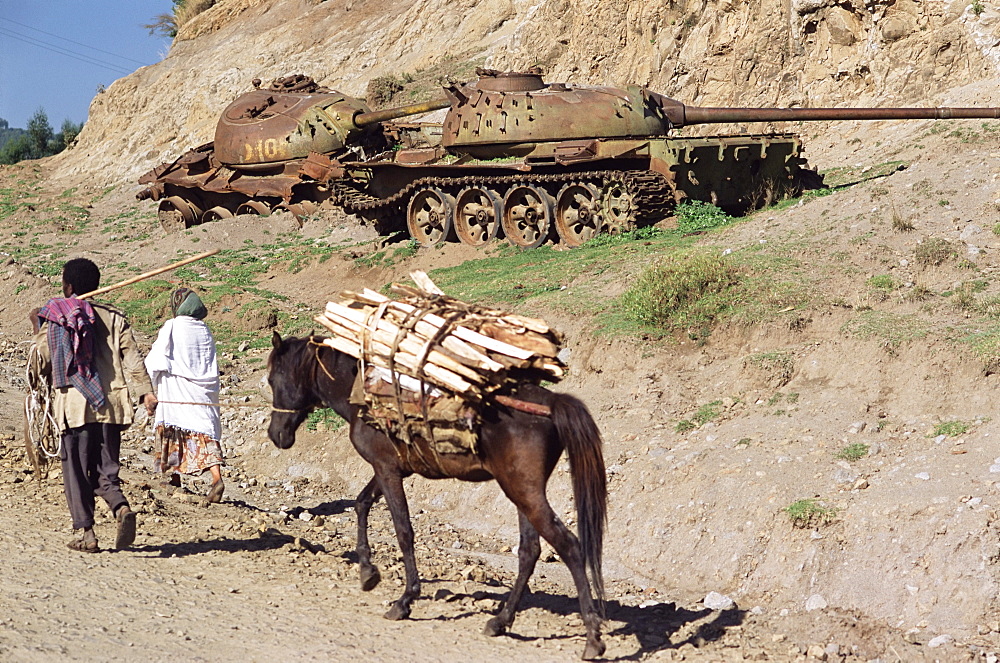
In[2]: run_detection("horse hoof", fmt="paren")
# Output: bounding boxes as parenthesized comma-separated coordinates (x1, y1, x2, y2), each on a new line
(360, 567, 381, 592)
(483, 617, 507, 637)
(383, 604, 410, 621)
(581, 639, 606, 661)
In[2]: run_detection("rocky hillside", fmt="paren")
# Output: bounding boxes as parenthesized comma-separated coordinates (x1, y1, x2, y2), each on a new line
(49, 0, 1000, 190)
(10, 0, 1000, 659)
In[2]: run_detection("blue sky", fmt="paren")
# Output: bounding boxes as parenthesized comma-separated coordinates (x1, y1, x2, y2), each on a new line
(0, 1, 174, 129)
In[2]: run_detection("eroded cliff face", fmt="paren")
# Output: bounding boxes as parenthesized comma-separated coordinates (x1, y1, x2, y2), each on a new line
(49, 0, 1000, 188)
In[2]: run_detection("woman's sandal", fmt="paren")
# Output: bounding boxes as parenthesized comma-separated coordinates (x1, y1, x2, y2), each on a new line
(67, 537, 99, 553)
(206, 479, 225, 504)
(160, 473, 181, 489)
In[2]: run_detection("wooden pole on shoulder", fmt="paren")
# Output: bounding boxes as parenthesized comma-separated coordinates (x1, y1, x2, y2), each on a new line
(78, 249, 220, 300)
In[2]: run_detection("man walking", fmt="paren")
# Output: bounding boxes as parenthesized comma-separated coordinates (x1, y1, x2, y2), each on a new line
(31, 258, 157, 552)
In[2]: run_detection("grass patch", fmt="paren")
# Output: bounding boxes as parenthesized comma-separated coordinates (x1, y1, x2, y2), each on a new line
(932, 420, 969, 437)
(105, 279, 175, 332)
(836, 443, 869, 461)
(766, 392, 799, 407)
(306, 407, 345, 432)
(956, 324, 1000, 370)
(745, 350, 793, 386)
(620, 250, 741, 332)
(675, 419, 696, 433)
(841, 311, 931, 350)
(675, 201, 733, 233)
(915, 238, 956, 267)
(784, 498, 839, 528)
(618, 248, 811, 340)
(866, 274, 897, 292)
(676, 400, 725, 431)
(429, 227, 688, 311)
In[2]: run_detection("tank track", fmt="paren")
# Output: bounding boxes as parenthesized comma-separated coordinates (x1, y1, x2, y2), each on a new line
(328, 168, 677, 234)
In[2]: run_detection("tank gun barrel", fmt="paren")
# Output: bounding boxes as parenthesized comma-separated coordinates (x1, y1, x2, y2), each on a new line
(354, 98, 451, 127)
(668, 104, 1000, 127)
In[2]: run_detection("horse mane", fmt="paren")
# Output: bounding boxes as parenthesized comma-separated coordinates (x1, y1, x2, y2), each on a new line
(269, 334, 327, 377)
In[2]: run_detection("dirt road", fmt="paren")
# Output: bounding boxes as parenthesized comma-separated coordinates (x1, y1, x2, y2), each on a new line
(0, 432, 763, 663)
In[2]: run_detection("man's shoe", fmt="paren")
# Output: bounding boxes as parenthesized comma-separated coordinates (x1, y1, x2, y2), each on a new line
(115, 506, 136, 550)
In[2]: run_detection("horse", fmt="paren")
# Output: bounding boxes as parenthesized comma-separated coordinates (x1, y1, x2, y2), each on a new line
(266, 333, 608, 660)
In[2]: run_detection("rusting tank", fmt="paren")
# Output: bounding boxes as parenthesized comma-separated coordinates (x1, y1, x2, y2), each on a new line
(138, 69, 1000, 247)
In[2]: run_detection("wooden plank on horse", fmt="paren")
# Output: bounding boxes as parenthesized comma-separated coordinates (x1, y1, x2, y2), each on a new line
(319, 273, 564, 401)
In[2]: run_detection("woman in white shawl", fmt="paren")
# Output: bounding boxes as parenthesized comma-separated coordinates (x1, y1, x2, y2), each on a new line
(145, 287, 224, 503)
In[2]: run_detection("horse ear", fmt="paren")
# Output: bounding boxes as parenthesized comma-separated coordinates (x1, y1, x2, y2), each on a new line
(271, 331, 283, 350)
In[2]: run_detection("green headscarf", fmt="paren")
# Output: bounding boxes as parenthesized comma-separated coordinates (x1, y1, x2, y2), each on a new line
(171, 287, 208, 320)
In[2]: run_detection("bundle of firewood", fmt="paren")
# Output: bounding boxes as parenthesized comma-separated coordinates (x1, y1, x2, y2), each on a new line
(313, 271, 564, 400)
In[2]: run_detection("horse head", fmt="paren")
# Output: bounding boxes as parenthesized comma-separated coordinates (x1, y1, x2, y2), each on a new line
(267, 331, 316, 449)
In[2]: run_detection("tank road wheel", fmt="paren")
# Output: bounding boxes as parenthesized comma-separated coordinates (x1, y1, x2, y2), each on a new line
(236, 200, 272, 216)
(158, 196, 202, 233)
(601, 180, 637, 234)
(275, 201, 319, 227)
(454, 187, 501, 246)
(407, 187, 455, 245)
(554, 182, 603, 247)
(502, 184, 553, 249)
(201, 206, 234, 223)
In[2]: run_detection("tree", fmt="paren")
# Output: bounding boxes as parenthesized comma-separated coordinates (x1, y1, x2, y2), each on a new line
(58, 119, 83, 149)
(0, 109, 82, 164)
(26, 108, 54, 160)
(0, 134, 33, 164)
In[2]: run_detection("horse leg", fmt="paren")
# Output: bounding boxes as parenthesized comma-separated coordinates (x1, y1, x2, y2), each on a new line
(376, 470, 420, 621)
(355, 476, 383, 591)
(518, 499, 605, 660)
(484, 509, 540, 637)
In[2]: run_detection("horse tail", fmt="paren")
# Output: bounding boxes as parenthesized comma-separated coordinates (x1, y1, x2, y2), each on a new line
(551, 393, 607, 608)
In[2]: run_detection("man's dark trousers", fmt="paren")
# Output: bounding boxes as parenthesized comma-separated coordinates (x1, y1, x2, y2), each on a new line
(60, 423, 128, 529)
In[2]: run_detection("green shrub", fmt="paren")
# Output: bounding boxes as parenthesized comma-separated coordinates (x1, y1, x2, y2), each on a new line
(932, 420, 969, 437)
(620, 251, 742, 329)
(693, 400, 724, 425)
(915, 238, 956, 266)
(675, 201, 733, 233)
(836, 443, 869, 461)
(675, 419, 696, 433)
(866, 274, 897, 292)
(784, 499, 839, 528)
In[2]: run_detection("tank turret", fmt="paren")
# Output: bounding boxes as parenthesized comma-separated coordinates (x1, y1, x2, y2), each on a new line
(136, 74, 449, 230)
(214, 74, 450, 169)
(440, 68, 1000, 156)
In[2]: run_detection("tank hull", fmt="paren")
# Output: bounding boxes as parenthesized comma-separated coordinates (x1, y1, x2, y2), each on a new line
(309, 132, 808, 246)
